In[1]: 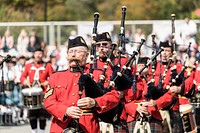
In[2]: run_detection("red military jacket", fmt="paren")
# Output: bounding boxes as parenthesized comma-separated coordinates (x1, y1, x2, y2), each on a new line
(124, 76, 173, 122)
(20, 61, 53, 93)
(43, 66, 120, 133)
(154, 61, 195, 110)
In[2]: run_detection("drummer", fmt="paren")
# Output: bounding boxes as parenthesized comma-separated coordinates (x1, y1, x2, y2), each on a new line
(20, 46, 53, 133)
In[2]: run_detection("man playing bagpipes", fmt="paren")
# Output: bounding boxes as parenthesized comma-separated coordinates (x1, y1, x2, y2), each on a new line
(124, 55, 176, 133)
(95, 31, 133, 133)
(153, 40, 197, 133)
(44, 36, 121, 133)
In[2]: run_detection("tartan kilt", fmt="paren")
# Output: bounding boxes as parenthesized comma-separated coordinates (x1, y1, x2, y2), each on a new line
(127, 117, 163, 133)
(113, 119, 129, 133)
(127, 120, 136, 133)
(169, 110, 184, 133)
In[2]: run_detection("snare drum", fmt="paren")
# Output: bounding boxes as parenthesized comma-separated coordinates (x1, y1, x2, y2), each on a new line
(22, 87, 43, 110)
(179, 104, 197, 133)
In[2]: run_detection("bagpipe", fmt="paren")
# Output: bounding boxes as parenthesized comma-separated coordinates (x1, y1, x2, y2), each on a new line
(77, 7, 130, 124)
(143, 14, 178, 109)
(165, 14, 196, 100)
(107, 5, 135, 93)
(132, 39, 157, 93)
(132, 47, 165, 101)
(106, 39, 145, 93)
(144, 14, 195, 110)
(106, 6, 133, 92)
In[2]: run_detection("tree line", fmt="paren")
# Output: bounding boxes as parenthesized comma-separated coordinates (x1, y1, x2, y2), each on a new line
(0, 0, 199, 22)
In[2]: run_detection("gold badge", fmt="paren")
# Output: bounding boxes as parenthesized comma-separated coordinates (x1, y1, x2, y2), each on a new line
(106, 32, 110, 39)
(80, 38, 85, 44)
(113, 114, 118, 122)
(44, 88, 54, 99)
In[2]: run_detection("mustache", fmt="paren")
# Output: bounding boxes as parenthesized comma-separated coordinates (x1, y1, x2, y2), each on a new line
(68, 58, 81, 62)
(98, 50, 107, 55)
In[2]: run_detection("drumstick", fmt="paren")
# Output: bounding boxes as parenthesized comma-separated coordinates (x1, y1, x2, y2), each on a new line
(28, 83, 32, 89)
(28, 85, 32, 96)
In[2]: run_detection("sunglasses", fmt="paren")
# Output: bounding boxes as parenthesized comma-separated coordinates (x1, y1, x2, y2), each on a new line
(96, 43, 110, 49)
